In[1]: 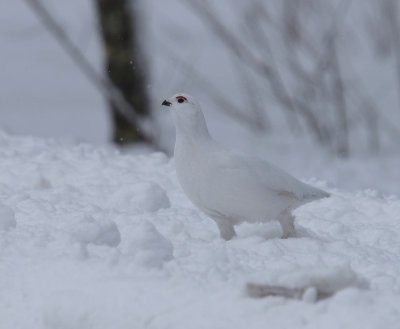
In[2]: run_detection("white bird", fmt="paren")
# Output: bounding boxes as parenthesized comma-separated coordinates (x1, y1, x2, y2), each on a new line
(162, 93, 329, 240)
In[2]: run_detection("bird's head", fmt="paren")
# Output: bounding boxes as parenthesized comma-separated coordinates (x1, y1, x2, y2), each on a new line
(162, 93, 209, 138)
(162, 93, 201, 114)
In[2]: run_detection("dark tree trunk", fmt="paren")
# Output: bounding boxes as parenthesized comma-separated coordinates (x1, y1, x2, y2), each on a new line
(95, 0, 150, 145)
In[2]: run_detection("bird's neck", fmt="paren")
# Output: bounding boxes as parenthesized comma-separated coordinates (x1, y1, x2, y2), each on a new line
(173, 111, 213, 148)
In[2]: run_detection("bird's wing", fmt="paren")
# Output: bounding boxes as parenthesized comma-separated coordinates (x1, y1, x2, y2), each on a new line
(223, 151, 329, 202)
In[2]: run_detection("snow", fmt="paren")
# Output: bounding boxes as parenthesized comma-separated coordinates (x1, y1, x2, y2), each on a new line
(1, 131, 400, 328)
(107, 182, 170, 214)
(69, 214, 121, 247)
(0, 203, 16, 231)
(122, 220, 174, 268)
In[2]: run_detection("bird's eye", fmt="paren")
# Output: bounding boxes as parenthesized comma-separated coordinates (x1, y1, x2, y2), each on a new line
(176, 96, 187, 103)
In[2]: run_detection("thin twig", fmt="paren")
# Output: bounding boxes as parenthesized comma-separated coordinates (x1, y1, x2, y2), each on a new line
(184, 0, 326, 138)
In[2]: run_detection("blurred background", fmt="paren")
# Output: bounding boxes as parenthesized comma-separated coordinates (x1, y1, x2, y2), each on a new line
(1, 0, 400, 194)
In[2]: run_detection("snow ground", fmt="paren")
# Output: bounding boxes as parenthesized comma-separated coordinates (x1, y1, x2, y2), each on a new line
(1, 131, 400, 329)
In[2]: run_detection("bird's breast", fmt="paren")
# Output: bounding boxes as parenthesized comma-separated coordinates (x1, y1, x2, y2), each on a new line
(175, 153, 211, 205)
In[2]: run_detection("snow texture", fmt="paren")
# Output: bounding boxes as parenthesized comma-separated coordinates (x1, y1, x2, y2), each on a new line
(69, 214, 121, 246)
(1, 131, 400, 328)
(122, 220, 173, 268)
(0, 203, 16, 231)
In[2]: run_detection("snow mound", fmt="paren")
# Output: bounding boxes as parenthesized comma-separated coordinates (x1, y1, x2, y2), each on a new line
(107, 181, 170, 214)
(69, 214, 121, 247)
(122, 220, 173, 268)
(0, 203, 16, 230)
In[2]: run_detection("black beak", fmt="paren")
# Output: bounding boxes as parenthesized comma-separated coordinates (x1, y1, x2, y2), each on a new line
(162, 100, 172, 107)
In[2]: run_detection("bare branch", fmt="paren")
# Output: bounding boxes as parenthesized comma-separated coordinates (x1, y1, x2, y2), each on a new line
(184, 0, 333, 141)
